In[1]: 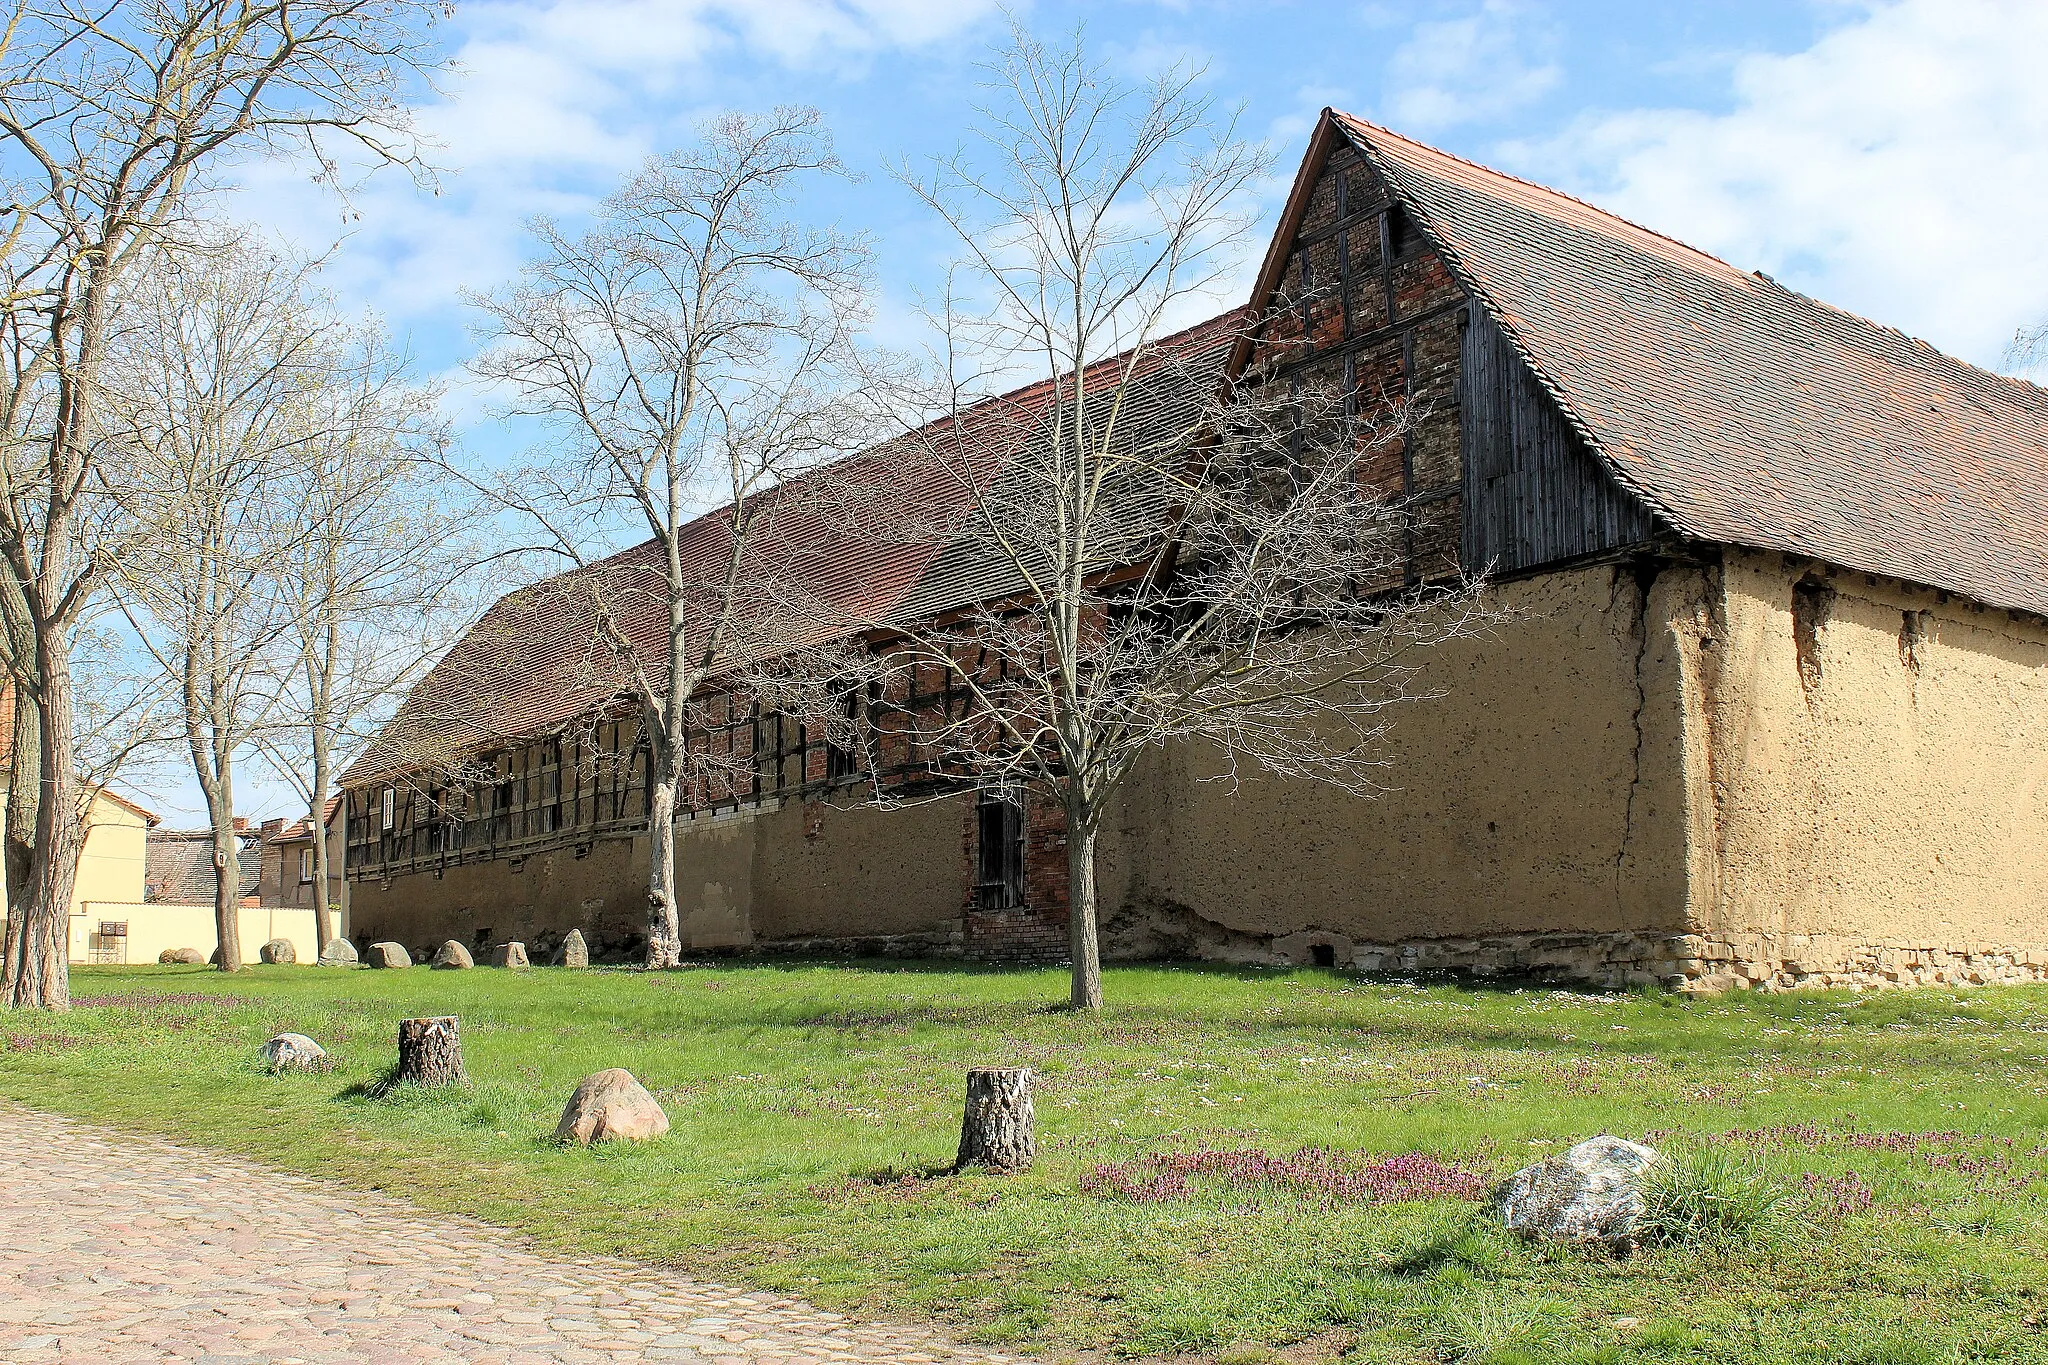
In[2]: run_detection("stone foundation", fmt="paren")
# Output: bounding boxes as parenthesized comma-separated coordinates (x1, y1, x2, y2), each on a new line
(1323, 929, 2048, 993)
(1678, 933, 2048, 993)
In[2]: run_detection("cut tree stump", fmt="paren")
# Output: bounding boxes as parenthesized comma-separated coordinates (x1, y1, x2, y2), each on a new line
(392, 1016, 466, 1089)
(954, 1066, 1034, 1173)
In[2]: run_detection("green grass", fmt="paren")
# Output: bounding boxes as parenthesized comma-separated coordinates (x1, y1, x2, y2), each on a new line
(4, 962, 2048, 1361)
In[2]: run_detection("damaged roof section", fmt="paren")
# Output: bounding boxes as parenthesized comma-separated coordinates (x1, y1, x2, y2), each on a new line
(1324, 112, 2048, 619)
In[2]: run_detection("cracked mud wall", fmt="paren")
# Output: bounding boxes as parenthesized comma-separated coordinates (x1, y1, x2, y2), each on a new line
(676, 792, 969, 951)
(347, 835, 654, 961)
(346, 791, 972, 961)
(1695, 549, 2048, 964)
(1093, 563, 1695, 953)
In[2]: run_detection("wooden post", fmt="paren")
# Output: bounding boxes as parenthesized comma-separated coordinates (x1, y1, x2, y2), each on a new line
(393, 1016, 466, 1088)
(954, 1067, 1034, 1173)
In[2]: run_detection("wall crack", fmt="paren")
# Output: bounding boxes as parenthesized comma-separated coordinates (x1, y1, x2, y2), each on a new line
(1614, 560, 1659, 898)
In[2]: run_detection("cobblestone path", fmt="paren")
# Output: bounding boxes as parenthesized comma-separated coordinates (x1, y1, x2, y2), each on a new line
(0, 1105, 1018, 1364)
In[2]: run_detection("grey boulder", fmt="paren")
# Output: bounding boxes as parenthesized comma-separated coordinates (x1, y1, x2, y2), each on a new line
(366, 941, 412, 969)
(555, 1068, 669, 1145)
(556, 929, 589, 969)
(432, 940, 474, 970)
(158, 947, 205, 965)
(259, 938, 297, 965)
(1497, 1135, 1661, 1251)
(492, 941, 530, 969)
(263, 1033, 327, 1073)
(318, 938, 359, 967)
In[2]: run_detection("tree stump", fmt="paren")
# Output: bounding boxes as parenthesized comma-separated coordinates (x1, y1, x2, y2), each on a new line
(392, 1016, 466, 1088)
(954, 1067, 1035, 1173)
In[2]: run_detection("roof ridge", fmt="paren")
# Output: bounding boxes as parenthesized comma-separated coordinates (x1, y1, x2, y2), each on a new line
(1338, 110, 2048, 403)
(1331, 111, 1756, 288)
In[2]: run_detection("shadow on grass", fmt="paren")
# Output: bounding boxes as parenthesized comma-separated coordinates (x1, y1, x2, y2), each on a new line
(1384, 1214, 1503, 1278)
(340, 1066, 475, 1101)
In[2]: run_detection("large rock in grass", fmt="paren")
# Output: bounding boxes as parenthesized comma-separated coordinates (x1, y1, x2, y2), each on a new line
(491, 941, 529, 969)
(263, 1033, 327, 1073)
(158, 947, 204, 965)
(367, 941, 412, 969)
(432, 940, 474, 970)
(318, 938, 359, 967)
(555, 929, 589, 969)
(259, 938, 297, 965)
(1497, 1135, 1660, 1252)
(555, 1068, 669, 1145)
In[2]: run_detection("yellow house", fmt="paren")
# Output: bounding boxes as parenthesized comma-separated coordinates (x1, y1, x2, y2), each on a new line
(0, 781, 159, 962)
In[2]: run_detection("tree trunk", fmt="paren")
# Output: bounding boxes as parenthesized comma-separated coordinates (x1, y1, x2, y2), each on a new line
(955, 1067, 1035, 1173)
(1, 672, 40, 982)
(206, 744, 242, 972)
(310, 799, 334, 952)
(645, 774, 681, 968)
(392, 1015, 466, 1088)
(7, 644, 81, 1010)
(1067, 816, 1103, 1011)
(2, 609, 40, 917)
(213, 821, 241, 971)
(309, 624, 338, 950)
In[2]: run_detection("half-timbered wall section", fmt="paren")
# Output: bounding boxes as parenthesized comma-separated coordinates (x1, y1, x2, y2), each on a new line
(344, 702, 868, 883)
(1253, 138, 1467, 584)
(1460, 308, 1659, 574)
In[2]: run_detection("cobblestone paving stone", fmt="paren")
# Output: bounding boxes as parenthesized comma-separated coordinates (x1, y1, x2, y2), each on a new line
(0, 1105, 1021, 1364)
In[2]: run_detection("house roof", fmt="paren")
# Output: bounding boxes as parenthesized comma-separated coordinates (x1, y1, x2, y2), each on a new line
(1297, 111, 2048, 618)
(344, 312, 1240, 785)
(268, 796, 341, 842)
(143, 829, 260, 904)
(93, 788, 160, 827)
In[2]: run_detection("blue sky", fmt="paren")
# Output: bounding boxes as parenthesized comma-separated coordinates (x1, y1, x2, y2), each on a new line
(169, 0, 2048, 822)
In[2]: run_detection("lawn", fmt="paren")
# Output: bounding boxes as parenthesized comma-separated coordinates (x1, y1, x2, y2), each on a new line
(3, 962, 2046, 1363)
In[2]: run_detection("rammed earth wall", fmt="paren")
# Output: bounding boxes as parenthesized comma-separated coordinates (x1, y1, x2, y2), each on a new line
(1677, 548, 2048, 991)
(1094, 549, 2048, 992)
(350, 552, 2047, 992)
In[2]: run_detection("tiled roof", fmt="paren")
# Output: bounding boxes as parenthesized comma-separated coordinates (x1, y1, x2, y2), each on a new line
(143, 830, 259, 904)
(345, 313, 1240, 783)
(1325, 112, 2048, 618)
(269, 796, 341, 842)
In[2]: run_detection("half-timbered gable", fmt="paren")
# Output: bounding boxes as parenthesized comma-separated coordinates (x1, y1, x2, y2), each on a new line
(1245, 135, 1468, 585)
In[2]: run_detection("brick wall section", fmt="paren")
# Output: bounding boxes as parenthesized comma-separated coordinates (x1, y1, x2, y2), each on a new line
(1253, 143, 1468, 588)
(961, 792, 1071, 963)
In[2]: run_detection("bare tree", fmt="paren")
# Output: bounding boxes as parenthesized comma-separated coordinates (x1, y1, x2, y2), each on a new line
(467, 108, 872, 969)
(821, 27, 1492, 1010)
(0, 0, 441, 1007)
(261, 322, 460, 952)
(2005, 323, 2048, 376)
(114, 238, 333, 971)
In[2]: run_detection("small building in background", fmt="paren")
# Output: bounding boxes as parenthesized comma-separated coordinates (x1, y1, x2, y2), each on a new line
(256, 800, 346, 933)
(143, 822, 261, 907)
(119, 818, 327, 964)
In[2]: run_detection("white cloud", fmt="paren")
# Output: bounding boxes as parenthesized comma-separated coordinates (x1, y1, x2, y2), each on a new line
(1507, 0, 2048, 367)
(233, 0, 1005, 329)
(1382, 0, 1561, 133)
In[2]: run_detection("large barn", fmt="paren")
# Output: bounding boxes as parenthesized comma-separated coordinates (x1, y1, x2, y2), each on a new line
(342, 113, 2048, 991)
